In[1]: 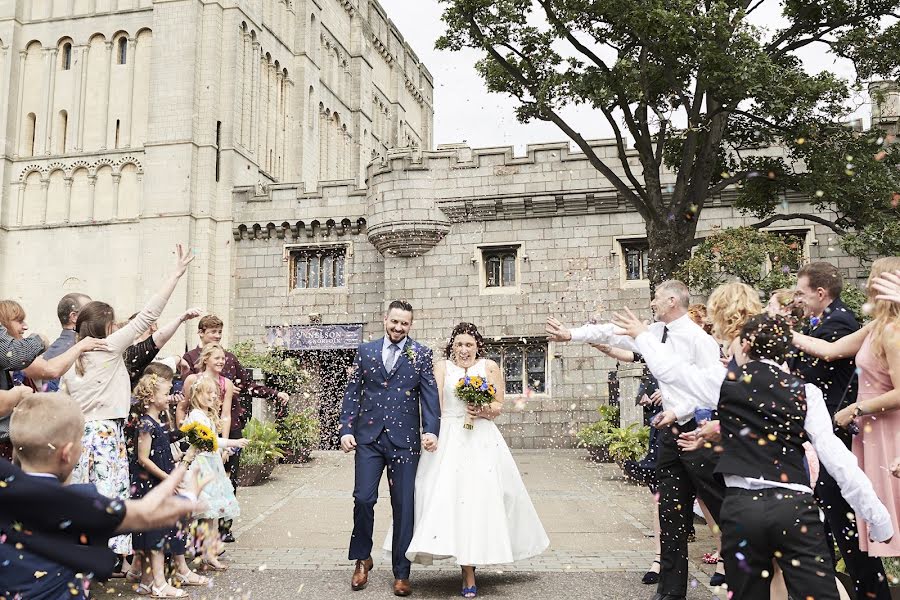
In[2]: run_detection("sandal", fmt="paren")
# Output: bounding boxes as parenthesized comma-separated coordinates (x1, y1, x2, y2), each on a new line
(174, 571, 209, 586)
(151, 583, 188, 598)
(642, 560, 660, 585)
(135, 583, 152, 596)
(125, 570, 143, 583)
(200, 560, 229, 572)
(461, 567, 477, 598)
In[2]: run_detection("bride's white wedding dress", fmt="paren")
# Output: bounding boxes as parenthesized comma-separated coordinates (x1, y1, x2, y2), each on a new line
(384, 358, 549, 565)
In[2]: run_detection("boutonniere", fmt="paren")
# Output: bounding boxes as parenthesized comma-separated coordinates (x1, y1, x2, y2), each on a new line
(809, 316, 821, 329)
(404, 345, 417, 365)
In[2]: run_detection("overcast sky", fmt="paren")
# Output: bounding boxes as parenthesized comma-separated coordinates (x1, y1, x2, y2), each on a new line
(377, 0, 872, 154)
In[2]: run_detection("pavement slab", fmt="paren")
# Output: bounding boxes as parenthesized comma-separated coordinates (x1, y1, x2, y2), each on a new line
(95, 450, 721, 599)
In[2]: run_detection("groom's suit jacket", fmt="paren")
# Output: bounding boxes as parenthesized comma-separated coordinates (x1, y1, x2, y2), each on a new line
(339, 336, 441, 451)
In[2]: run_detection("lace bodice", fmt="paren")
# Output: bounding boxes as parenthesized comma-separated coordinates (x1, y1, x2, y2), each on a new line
(442, 359, 488, 418)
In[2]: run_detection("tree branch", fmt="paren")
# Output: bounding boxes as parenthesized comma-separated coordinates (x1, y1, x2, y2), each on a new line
(707, 171, 748, 196)
(749, 213, 846, 234)
(461, 12, 652, 218)
(598, 102, 653, 204)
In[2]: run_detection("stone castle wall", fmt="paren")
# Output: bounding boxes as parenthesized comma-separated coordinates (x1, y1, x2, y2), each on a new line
(231, 142, 861, 448)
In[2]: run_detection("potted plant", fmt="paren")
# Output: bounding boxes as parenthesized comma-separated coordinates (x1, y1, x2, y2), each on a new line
(575, 405, 619, 462)
(238, 418, 285, 485)
(602, 423, 651, 468)
(236, 444, 267, 487)
(231, 342, 309, 396)
(277, 408, 320, 464)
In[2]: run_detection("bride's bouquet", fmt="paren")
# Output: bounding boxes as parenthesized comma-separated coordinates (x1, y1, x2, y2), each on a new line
(456, 375, 496, 430)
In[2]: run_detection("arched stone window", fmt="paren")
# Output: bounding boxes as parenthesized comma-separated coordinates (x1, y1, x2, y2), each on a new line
(61, 43, 72, 70)
(117, 37, 127, 64)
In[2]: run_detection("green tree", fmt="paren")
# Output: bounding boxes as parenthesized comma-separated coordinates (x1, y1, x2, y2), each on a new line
(437, 0, 900, 283)
(674, 226, 801, 296)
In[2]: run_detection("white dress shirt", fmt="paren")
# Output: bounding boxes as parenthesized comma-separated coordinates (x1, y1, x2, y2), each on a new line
(571, 313, 721, 424)
(633, 333, 895, 543)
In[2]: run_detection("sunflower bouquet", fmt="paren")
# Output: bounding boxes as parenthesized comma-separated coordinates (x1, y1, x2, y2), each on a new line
(179, 421, 218, 453)
(456, 375, 496, 430)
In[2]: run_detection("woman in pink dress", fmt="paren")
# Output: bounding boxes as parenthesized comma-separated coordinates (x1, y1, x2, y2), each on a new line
(793, 256, 900, 556)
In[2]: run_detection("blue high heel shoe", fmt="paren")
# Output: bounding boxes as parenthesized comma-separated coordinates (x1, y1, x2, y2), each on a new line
(461, 567, 477, 598)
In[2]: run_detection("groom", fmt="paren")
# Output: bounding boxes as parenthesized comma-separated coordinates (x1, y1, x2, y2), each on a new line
(339, 300, 441, 596)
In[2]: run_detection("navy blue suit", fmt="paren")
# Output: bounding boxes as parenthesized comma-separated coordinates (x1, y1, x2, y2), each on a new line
(339, 337, 440, 579)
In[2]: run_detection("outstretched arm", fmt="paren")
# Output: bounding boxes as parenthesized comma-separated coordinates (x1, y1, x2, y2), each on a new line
(152, 308, 203, 350)
(106, 244, 195, 354)
(791, 323, 871, 363)
(21, 337, 107, 379)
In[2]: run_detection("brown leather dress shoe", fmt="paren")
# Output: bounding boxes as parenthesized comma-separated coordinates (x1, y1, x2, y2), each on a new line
(393, 579, 412, 596)
(351, 558, 373, 591)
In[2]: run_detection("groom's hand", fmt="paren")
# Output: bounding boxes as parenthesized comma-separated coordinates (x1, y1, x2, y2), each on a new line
(340, 434, 357, 453)
(422, 433, 437, 453)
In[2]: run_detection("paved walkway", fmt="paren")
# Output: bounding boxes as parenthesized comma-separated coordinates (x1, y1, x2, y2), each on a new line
(98, 450, 721, 599)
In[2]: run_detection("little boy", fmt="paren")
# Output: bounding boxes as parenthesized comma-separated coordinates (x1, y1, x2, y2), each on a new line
(0, 393, 122, 599)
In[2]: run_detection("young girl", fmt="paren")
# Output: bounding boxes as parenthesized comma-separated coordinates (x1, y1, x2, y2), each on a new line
(129, 367, 208, 597)
(182, 374, 246, 571)
(178, 343, 234, 436)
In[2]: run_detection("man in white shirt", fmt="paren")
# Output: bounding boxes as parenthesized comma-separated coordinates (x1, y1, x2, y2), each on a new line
(547, 280, 723, 600)
(611, 309, 893, 600)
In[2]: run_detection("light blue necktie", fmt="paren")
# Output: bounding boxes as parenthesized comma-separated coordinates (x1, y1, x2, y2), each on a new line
(386, 343, 400, 372)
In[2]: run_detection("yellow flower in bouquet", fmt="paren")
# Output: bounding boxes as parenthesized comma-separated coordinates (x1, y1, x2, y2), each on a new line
(456, 375, 496, 430)
(180, 422, 218, 452)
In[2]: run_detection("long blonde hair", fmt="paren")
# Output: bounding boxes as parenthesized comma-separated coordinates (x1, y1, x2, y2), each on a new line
(867, 257, 900, 363)
(707, 282, 764, 342)
(189, 375, 223, 434)
(195, 342, 225, 372)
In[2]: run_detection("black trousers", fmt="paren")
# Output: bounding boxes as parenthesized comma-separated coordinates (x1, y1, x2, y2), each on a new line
(656, 420, 726, 597)
(721, 488, 840, 600)
(817, 463, 891, 599)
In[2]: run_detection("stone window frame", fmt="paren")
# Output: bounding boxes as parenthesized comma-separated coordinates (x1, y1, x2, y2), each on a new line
(614, 237, 650, 289)
(284, 241, 353, 294)
(760, 226, 813, 276)
(475, 242, 522, 296)
(482, 336, 551, 397)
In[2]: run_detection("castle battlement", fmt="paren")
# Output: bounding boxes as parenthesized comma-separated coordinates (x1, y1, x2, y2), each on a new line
(366, 138, 629, 181)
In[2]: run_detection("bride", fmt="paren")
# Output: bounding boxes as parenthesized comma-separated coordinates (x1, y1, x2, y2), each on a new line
(386, 322, 549, 598)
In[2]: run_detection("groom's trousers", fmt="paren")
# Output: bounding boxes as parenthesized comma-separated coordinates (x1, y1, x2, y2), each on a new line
(657, 419, 725, 598)
(349, 429, 420, 579)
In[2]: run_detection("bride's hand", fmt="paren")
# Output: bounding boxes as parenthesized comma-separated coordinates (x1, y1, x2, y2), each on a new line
(466, 403, 496, 420)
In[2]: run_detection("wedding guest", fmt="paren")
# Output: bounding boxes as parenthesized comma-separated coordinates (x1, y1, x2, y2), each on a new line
(790, 262, 889, 599)
(0, 300, 104, 391)
(129, 368, 207, 597)
(0, 393, 202, 599)
(792, 257, 900, 559)
(0, 301, 104, 460)
(181, 314, 288, 543)
(43, 293, 92, 391)
(181, 375, 246, 572)
(547, 280, 723, 600)
(122, 308, 202, 388)
(614, 310, 892, 600)
(60, 244, 194, 561)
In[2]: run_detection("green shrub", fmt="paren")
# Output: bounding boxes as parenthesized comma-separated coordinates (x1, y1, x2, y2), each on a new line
(575, 404, 620, 448)
(241, 418, 285, 465)
(277, 408, 320, 454)
(602, 423, 651, 464)
(230, 342, 310, 395)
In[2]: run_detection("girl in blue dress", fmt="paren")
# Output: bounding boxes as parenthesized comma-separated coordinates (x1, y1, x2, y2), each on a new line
(130, 367, 208, 597)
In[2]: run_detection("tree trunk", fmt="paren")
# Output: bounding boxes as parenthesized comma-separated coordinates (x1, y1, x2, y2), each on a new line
(645, 218, 699, 287)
